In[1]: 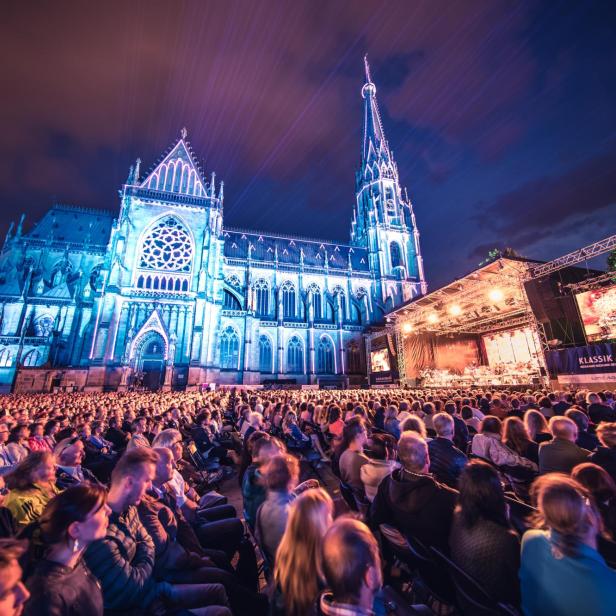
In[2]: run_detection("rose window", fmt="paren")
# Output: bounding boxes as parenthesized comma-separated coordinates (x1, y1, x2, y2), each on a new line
(139, 217, 193, 272)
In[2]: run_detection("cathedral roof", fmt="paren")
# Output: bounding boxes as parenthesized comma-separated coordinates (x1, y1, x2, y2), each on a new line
(361, 56, 392, 167)
(222, 228, 370, 272)
(26, 205, 114, 247)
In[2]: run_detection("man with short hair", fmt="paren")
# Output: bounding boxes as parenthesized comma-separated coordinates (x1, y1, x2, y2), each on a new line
(54, 437, 100, 489)
(428, 413, 467, 487)
(84, 448, 231, 615)
(538, 417, 590, 474)
(443, 400, 469, 451)
(320, 518, 382, 616)
(0, 538, 30, 616)
(587, 393, 616, 424)
(370, 431, 456, 552)
(565, 409, 599, 451)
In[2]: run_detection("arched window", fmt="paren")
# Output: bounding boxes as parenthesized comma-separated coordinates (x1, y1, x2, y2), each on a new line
(317, 337, 335, 374)
(347, 344, 361, 373)
(219, 326, 240, 370)
(139, 216, 194, 273)
(258, 335, 272, 373)
(333, 288, 346, 321)
(223, 290, 242, 310)
(137, 275, 144, 288)
(281, 282, 295, 319)
(0, 348, 12, 367)
(287, 336, 304, 374)
(390, 241, 403, 269)
(350, 303, 361, 324)
(22, 349, 41, 367)
(145, 276, 152, 289)
(254, 280, 269, 316)
(308, 284, 321, 320)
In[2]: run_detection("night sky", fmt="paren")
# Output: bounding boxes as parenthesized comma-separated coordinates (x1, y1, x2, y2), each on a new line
(1, 1, 615, 288)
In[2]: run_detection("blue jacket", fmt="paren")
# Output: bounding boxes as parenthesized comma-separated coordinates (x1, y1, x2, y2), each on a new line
(520, 529, 616, 616)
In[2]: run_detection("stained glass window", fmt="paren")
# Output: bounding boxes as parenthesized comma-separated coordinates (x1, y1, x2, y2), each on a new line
(140, 217, 193, 272)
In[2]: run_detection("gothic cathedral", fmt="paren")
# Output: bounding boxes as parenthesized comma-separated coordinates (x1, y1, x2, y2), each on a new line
(0, 59, 426, 391)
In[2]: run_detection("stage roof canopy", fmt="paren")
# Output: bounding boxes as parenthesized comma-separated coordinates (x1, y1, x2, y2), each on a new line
(386, 257, 535, 336)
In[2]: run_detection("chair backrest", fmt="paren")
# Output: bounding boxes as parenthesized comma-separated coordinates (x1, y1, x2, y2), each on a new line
(430, 546, 501, 615)
(339, 480, 359, 512)
(379, 524, 431, 569)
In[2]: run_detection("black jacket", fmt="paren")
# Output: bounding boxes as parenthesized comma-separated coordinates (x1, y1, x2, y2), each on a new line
(590, 447, 616, 485)
(452, 416, 469, 452)
(370, 467, 457, 552)
(588, 403, 616, 425)
(24, 558, 104, 616)
(428, 438, 467, 488)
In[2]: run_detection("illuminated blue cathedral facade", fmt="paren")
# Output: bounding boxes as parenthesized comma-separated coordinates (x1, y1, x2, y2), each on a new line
(0, 60, 425, 391)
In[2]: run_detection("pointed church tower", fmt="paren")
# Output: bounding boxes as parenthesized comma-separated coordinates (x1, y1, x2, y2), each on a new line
(351, 56, 426, 307)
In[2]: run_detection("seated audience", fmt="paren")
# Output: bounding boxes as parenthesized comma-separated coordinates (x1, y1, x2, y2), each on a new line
(587, 393, 616, 425)
(360, 433, 399, 502)
(54, 437, 100, 489)
(524, 409, 552, 444)
(337, 418, 370, 497)
(449, 460, 520, 608)
(383, 406, 401, 440)
(572, 462, 616, 539)
(590, 422, 616, 484)
(6, 426, 30, 464)
(520, 474, 616, 615)
(539, 417, 590, 474)
(400, 415, 428, 440)
(471, 416, 538, 471)
(370, 431, 456, 552)
(4, 452, 60, 530)
(0, 422, 14, 475)
(274, 488, 333, 616)
(24, 484, 111, 616)
(566, 409, 600, 451)
(320, 518, 382, 616)
(428, 412, 467, 487)
(0, 538, 30, 615)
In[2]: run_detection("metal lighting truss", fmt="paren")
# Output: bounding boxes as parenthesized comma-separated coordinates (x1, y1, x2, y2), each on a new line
(527, 234, 616, 279)
(566, 270, 616, 293)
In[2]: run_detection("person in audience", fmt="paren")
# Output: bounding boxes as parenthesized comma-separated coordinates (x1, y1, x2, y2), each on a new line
(360, 433, 399, 502)
(370, 431, 456, 552)
(520, 474, 616, 615)
(428, 412, 467, 487)
(524, 409, 552, 444)
(255, 453, 299, 565)
(538, 396, 554, 419)
(337, 417, 369, 496)
(552, 392, 572, 416)
(127, 416, 151, 450)
(84, 447, 231, 615)
(471, 416, 538, 471)
(0, 422, 14, 475)
(273, 488, 333, 616)
(27, 423, 52, 453)
(383, 405, 401, 440)
(54, 437, 100, 489)
(320, 518, 382, 616)
(43, 420, 60, 453)
(503, 416, 539, 464)
(104, 416, 128, 452)
(587, 393, 616, 424)
(461, 405, 480, 432)
(539, 417, 590, 474)
(24, 484, 111, 615)
(400, 415, 428, 439)
(566, 409, 599, 451)
(590, 422, 616, 484)
(86, 421, 113, 453)
(443, 400, 469, 452)
(0, 475, 16, 538)
(449, 460, 520, 607)
(6, 426, 30, 464)
(0, 538, 30, 616)
(4, 452, 60, 530)
(572, 462, 616, 538)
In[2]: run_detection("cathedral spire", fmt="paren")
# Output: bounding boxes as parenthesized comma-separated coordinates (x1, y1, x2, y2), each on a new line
(361, 55, 390, 165)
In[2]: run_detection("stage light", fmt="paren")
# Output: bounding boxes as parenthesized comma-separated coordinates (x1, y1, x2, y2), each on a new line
(402, 322, 413, 334)
(427, 313, 439, 324)
(449, 304, 462, 316)
(488, 288, 504, 302)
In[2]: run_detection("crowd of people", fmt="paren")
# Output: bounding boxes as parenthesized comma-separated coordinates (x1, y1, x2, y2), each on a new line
(0, 386, 615, 615)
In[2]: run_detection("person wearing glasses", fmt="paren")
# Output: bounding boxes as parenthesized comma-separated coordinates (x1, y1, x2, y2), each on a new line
(54, 438, 101, 490)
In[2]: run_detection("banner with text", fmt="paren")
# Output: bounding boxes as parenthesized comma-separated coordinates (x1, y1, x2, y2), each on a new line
(546, 342, 616, 384)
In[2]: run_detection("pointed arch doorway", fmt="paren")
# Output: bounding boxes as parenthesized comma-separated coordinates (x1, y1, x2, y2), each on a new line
(135, 331, 166, 390)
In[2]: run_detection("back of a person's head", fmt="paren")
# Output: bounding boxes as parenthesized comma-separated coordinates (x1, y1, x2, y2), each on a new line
(275, 488, 334, 615)
(503, 416, 529, 446)
(433, 412, 454, 438)
(151, 428, 181, 449)
(111, 447, 158, 485)
(321, 518, 381, 605)
(457, 460, 507, 528)
(572, 462, 616, 503)
(444, 401, 456, 415)
(264, 454, 299, 492)
(533, 474, 598, 558)
(39, 483, 108, 545)
(340, 417, 365, 451)
(397, 431, 428, 473)
(565, 409, 589, 432)
(368, 433, 397, 461)
(461, 405, 473, 420)
(549, 416, 577, 440)
(480, 416, 502, 436)
(400, 415, 427, 439)
(253, 434, 283, 464)
(596, 422, 616, 448)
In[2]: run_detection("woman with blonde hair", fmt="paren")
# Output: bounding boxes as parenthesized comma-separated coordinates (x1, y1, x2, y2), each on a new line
(524, 408, 552, 444)
(273, 488, 334, 616)
(503, 416, 539, 464)
(4, 451, 60, 529)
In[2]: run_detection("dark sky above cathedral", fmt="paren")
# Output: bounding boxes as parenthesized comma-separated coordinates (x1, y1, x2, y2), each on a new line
(1, 0, 615, 287)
